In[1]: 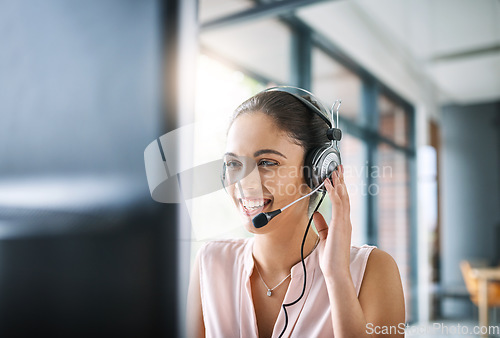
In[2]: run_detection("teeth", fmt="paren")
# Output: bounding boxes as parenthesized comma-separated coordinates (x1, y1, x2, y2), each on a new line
(240, 199, 268, 209)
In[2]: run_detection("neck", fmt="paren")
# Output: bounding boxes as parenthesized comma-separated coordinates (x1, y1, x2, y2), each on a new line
(252, 212, 319, 277)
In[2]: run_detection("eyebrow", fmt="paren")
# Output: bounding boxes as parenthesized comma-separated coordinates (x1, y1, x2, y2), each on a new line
(224, 149, 287, 159)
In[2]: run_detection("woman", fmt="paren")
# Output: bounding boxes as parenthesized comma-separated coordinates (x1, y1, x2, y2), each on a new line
(187, 87, 405, 337)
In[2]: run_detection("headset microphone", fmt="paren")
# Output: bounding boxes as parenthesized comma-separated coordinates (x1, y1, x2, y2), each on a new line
(252, 210, 281, 229)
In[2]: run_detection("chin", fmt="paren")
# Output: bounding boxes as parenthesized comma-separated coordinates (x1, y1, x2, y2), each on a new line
(239, 211, 259, 232)
(243, 221, 258, 234)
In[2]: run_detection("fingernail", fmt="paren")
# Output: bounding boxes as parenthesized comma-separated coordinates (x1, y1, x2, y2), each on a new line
(341, 164, 344, 174)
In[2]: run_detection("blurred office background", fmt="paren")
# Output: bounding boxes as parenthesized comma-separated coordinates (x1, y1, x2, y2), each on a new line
(1, 0, 499, 337)
(0, 0, 196, 337)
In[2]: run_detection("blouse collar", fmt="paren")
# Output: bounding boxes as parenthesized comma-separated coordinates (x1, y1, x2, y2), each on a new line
(243, 236, 320, 279)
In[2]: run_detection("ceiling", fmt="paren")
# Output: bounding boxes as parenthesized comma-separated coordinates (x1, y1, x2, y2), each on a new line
(199, 0, 500, 105)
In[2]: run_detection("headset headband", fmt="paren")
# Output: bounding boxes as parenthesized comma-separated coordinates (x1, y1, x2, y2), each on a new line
(262, 86, 333, 128)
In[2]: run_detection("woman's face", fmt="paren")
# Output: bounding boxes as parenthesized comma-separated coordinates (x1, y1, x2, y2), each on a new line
(224, 111, 311, 234)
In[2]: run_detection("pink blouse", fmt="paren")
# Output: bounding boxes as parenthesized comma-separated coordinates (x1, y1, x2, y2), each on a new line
(198, 237, 377, 337)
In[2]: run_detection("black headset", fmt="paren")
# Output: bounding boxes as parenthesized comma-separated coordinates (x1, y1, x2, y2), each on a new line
(221, 85, 342, 193)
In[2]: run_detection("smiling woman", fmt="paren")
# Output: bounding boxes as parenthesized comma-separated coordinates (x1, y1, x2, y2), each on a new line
(187, 87, 406, 337)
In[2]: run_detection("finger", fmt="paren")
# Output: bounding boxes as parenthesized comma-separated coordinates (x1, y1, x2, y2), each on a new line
(337, 165, 350, 216)
(312, 211, 329, 241)
(342, 186, 351, 218)
(326, 176, 343, 222)
(337, 166, 348, 195)
(334, 170, 345, 197)
(326, 173, 341, 200)
(334, 169, 349, 202)
(325, 176, 341, 207)
(332, 169, 341, 192)
(324, 176, 336, 201)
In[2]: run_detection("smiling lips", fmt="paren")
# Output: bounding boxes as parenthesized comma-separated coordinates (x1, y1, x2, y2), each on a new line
(238, 198, 272, 216)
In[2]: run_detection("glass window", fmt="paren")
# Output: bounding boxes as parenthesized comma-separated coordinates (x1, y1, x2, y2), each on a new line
(379, 94, 409, 147)
(312, 48, 362, 122)
(199, 0, 254, 23)
(200, 18, 292, 85)
(340, 134, 367, 246)
(377, 143, 413, 321)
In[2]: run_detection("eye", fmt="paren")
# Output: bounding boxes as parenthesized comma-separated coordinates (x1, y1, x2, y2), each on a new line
(225, 160, 242, 170)
(258, 160, 278, 167)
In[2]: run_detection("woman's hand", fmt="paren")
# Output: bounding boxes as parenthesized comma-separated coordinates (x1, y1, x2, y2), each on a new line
(313, 164, 352, 281)
(313, 164, 406, 337)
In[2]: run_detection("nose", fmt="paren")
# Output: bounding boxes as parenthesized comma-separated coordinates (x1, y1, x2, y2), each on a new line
(238, 162, 261, 189)
(236, 163, 264, 198)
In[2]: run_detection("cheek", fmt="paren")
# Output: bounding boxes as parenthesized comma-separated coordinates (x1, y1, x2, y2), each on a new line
(261, 166, 305, 197)
(225, 184, 237, 202)
(258, 170, 276, 195)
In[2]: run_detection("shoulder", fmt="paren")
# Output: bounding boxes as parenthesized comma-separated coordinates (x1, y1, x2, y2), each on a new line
(349, 244, 377, 266)
(358, 247, 404, 306)
(355, 247, 401, 286)
(200, 238, 250, 256)
(350, 243, 377, 255)
(196, 238, 252, 296)
(198, 238, 252, 269)
(347, 245, 402, 294)
(363, 248, 400, 277)
(358, 249, 406, 326)
(346, 244, 378, 292)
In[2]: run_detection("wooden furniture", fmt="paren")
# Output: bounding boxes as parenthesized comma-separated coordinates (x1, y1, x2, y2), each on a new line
(460, 261, 500, 337)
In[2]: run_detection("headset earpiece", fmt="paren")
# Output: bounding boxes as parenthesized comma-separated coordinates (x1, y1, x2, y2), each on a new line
(303, 144, 341, 191)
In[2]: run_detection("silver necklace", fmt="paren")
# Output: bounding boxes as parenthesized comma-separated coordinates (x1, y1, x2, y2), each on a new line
(255, 263, 291, 297)
(254, 236, 320, 297)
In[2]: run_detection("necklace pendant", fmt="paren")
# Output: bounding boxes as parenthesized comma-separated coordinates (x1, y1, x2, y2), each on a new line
(267, 289, 272, 297)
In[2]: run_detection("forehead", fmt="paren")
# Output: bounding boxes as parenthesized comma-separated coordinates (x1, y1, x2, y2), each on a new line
(226, 111, 303, 159)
